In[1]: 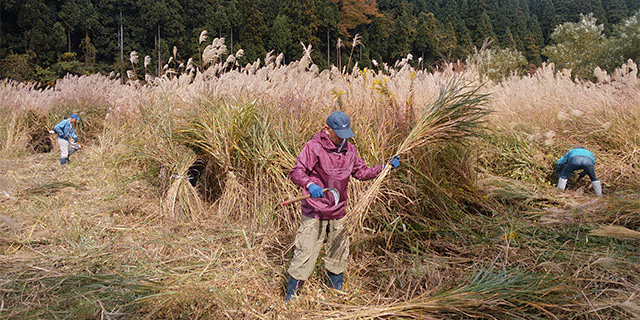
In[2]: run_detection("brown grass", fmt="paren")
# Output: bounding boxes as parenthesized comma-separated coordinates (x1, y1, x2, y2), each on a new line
(1, 47, 640, 318)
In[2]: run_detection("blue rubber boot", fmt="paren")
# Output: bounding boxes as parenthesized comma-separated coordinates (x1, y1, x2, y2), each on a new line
(60, 158, 67, 165)
(327, 271, 343, 290)
(68, 148, 77, 156)
(285, 276, 300, 301)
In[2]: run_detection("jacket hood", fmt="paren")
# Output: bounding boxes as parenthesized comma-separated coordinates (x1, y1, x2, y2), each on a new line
(313, 130, 347, 153)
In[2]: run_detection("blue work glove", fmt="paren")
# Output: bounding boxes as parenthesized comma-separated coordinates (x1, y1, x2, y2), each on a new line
(307, 183, 324, 198)
(388, 156, 400, 170)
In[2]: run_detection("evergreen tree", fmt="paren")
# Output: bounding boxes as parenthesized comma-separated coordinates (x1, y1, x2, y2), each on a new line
(442, 0, 473, 59)
(237, 0, 268, 63)
(388, 1, 416, 61)
(17, 0, 61, 65)
(316, 0, 340, 67)
(138, 0, 186, 75)
(413, 11, 441, 67)
(92, 0, 139, 67)
(576, 0, 607, 29)
(58, 0, 99, 53)
(467, 0, 496, 47)
(529, 0, 557, 42)
(605, 0, 629, 25)
(282, 0, 320, 61)
(269, 13, 296, 60)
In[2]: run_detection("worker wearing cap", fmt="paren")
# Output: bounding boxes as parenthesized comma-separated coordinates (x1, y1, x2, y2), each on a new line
(285, 111, 400, 301)
(53, 113, 81, 165)
(556, 147, 602, 196)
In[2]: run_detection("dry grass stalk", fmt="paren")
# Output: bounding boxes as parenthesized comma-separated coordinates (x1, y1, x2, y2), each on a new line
(347, 78, 490, 230)
(588, 224, 640, 240)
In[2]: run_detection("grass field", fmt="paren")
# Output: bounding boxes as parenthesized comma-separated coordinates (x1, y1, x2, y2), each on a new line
(1, 52, 639, 319)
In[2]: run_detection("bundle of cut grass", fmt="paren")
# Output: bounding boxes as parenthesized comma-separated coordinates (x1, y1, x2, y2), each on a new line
(309, 266, 579, 319)
(347, 78, 490, 230)
(162, 147, 206, 221)
(128, 101, 206, 221)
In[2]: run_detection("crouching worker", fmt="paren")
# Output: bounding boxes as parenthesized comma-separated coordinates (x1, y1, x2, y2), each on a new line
(555, 147, 601, 196)
(285, 111, 400, 301)
(53, 113, 81, 165)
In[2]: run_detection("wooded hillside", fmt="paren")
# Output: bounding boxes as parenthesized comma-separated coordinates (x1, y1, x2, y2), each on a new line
(1, 0, 639, 84)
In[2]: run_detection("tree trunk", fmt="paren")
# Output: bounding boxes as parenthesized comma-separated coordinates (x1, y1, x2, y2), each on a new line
(157, 25, 161, 77)
(327, 28, 330, 67)
(119, 11, 123, 66)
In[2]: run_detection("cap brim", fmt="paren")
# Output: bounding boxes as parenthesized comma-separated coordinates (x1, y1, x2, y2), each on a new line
(334, 128, 354, 139)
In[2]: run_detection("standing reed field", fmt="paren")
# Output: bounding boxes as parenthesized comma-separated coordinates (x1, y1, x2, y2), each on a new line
(1, 45, 639, 319)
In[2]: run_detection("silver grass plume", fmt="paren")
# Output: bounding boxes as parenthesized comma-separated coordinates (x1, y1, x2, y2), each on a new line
(235, 49, 244, 59)
(144, 56, 151, 69)
(199, 30, 208, 45)
(300, 42, 314, 70)
(129, 51, 139, 65)
(265, 50, 275, 66)
(225, 55, 236, 69)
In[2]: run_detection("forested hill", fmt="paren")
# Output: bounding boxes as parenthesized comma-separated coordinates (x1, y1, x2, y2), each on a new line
(1, 0, 640, 84)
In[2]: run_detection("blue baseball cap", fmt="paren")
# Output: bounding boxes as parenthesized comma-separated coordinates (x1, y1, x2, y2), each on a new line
(326, 111, 354, 139)
(69, 113, 80, 120)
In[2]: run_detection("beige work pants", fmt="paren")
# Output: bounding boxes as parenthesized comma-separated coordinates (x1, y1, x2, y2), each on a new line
(57, 138, 80, 158)
(288, 215, 350, 281)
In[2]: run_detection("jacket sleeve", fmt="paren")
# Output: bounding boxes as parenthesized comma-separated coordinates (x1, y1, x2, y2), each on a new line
(289, 142, 318, 188)
(69, 126, 78, 140)
(351, 154, 383, 181)
(556, 153, 569, 166)
(53, 121, 65, 137)
(555, 152, 570, 173)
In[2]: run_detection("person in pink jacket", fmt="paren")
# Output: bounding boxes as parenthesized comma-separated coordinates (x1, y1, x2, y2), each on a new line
(285, 111, 400, 301)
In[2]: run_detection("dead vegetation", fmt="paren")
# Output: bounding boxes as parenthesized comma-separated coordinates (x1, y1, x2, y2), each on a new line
(1, 47, 639, 319)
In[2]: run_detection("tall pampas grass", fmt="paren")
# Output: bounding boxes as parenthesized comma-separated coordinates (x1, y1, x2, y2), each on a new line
(347, 77, 490, 230)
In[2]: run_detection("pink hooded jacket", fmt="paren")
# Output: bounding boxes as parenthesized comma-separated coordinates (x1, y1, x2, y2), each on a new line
(289, 130, 383, 220)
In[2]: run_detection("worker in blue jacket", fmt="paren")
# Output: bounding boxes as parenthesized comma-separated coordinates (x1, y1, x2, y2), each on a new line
(52, 113, 81, 165)
(555, 147, 601, 196)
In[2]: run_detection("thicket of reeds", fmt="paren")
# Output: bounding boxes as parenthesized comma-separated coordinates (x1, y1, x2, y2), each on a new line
(1, 43, 639, 319)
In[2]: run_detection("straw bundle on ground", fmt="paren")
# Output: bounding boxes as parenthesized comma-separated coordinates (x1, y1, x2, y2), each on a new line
(162, 147, 206, 221)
